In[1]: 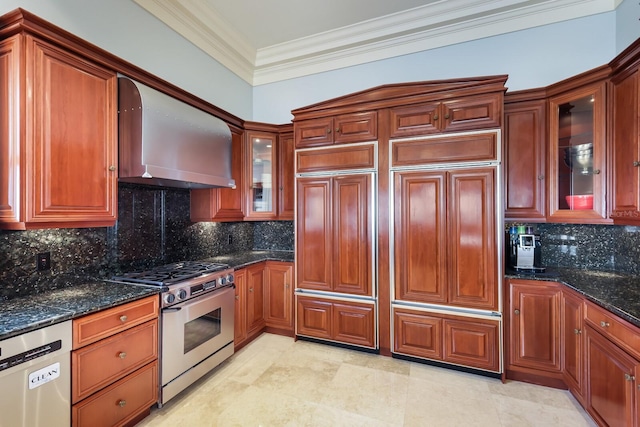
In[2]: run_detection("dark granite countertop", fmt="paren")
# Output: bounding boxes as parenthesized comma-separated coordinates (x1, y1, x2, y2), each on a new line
(202, 250, 295, 269)
(506, 268, 640, 328)
(0, 280, 159, 341)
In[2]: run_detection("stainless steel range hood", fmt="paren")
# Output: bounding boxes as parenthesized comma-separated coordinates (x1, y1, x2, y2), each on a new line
(118, 76, 235, 189)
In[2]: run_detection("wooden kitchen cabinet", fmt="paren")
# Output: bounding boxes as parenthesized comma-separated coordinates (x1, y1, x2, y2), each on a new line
(506, 279, 562, 385)
(388, 93, 502, 138)
(561, 288, 585, 402)
(294, 111, 377, 148)
(71, 296, 159, 427)
(297, 295, 376, 348)
(245, 129, 278, 220)
(190, 127, 245, 222)
(503, 93, 547, 221)
(233, 268, 247, 346)
(277, 128, 295, 220)
(0, 31, 117, 230)
(264, 261, 294, 331)
(246, 263, 266, 334)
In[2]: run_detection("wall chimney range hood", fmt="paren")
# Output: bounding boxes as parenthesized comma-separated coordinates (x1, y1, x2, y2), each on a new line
(118, 76, 235, 189)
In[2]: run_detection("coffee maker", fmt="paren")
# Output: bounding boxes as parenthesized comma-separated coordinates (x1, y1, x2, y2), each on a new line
(507, 226, 544, 272)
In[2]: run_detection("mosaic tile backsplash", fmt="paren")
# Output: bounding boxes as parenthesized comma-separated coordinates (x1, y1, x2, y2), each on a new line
(509, 223, 640, 275)
(0, 184, 294, 300)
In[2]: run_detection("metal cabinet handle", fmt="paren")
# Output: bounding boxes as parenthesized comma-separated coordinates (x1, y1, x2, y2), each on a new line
(634, 161, 640, 167)
(514, 309, 520, 315)
(108, 165, 116, 171)
(574, 328, 582, 335)
(117, 400, 127, 408)
(624, 373, 635, 382)
(119, 315, 128, 323)
(118, 352, 127, 359)
(600, 321, 610, 328)
(593, 169, 601, 175)
(538, 175, 545, 181)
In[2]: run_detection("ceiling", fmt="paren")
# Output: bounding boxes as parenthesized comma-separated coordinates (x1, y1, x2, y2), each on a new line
(134, 0, 620, 86)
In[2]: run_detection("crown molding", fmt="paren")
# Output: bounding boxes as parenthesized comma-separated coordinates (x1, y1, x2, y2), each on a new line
(135, 0, 620, 86)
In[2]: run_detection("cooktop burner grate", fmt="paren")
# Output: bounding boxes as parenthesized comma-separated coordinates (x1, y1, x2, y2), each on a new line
(112, 261, 229, 286)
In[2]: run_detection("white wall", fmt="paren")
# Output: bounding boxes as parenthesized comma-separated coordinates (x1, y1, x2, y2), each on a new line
(0, 0, 253, 120)
(253, 12, 616, 124)
(616, 0, 640, 54)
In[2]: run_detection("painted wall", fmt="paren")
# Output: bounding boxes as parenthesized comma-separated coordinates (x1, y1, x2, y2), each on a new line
(0, 0, 253, 120)
(253, 12, 616, 124)
(616, 0, 640, 54)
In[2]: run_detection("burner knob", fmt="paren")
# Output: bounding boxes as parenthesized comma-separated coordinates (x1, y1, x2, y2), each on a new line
(177, 288, 188, 300)
(164, 293, 176, 305)
(219, 277, 227, 286)
(227, 274, 234, 284)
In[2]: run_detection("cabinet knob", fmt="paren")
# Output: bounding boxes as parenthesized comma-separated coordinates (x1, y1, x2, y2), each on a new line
(634, 161, 640, 167)
(593, 169, 601, 175)
(235, 295, 239, 300)
(335, 127, 341, 133)
(514, 309, 520, 315)
(600, 321, 610, 328)
(118, 351, 127, 359)
(624, 373, 635, 382)
(108, 165, 116, 171)
(538, 175, 545, 181)
(574, 328, 582, 335)
(285, 283, 289, 289)
(119, 315, 128, 323)
(117, 400, 127, 408)
(249, 287, 253, 293)
(444, 113, 450, 119)
(326, 128, 332, 134)
(433, 114, 439, 120)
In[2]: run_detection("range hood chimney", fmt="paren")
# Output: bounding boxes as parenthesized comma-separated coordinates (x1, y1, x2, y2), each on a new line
(118, 76, 235, 189)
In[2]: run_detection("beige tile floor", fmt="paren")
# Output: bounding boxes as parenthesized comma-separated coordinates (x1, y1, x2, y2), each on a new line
(137, 333, 597, 427)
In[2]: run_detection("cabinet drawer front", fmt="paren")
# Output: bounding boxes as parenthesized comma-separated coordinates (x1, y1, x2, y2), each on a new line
(72, 320, 158, 403)
(393, 308, 443, 360)
(332, 302, 375, 348)
(333, 111, 377, 144)
(73, 296, 159, 348)
(391, 133, 497, 167)
(72, 361, 157, 427)
(585, 301, 640, 359)
(295, 117, 334, 148)
(296, 296, 333, 339)
(444, 318, 500, 372)
(296, 144, 376, 173)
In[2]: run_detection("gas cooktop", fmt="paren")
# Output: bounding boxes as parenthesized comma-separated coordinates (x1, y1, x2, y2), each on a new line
(112, 261, 230, 286)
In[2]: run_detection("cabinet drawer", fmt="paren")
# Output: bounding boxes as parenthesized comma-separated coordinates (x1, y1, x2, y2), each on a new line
(296, 143, 376, 173)
(393, 308, 443, 360)
(73, 296, 159, 348)
(72, 360, 158, 427)
(391, 132, 497, 167)
(72, 319, 158, 403)
(585, 301, 640, 359)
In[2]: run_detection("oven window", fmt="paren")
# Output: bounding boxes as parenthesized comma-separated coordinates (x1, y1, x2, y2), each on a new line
(183, 308, 222, 354)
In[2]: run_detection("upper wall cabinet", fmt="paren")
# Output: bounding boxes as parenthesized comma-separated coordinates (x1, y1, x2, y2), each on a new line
(277, 128, 295, 220)
(245, 130, 277, 220)
(547, 79, 609, 223)
(294, 111, 377, 148)
(0, 17, 117, 230)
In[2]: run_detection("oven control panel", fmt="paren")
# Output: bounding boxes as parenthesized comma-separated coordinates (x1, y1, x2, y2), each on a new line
(162, 269, 234, 308)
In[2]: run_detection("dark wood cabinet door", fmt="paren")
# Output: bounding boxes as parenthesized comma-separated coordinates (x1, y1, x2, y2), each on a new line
(509, 280, 561, 372)
(561, 289, 584, 398)
(233, 269, 247, 346)
(332, 174, 372, 296)
(389, 102, 441, 138)
(296, 296, 332, 339)
(295, 117, 334, 148)
(0, 36, 19, 225)
(393, 308, 443, 360)
(443, 318, 499, 372)
(296, 177, 332, 292)
(504, 99, 546, 221)
(393, 170, 447, 304)
(27, 35, 117, 227)
(440, 94, 502, 133)
(332, 302, 375, 348)
(585, 326, 637, 427)
(448, 168, 498, 310)
(277, 131, 295, 220)
(264, 262, 293, 330)
(332, 111, 377, 144)
(611, 68, 640, 223)
(246, 264, 266, 334)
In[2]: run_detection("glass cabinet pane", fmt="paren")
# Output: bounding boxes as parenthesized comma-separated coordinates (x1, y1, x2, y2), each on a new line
(556, 95, 594, 211)
(250, 135, 275, 214)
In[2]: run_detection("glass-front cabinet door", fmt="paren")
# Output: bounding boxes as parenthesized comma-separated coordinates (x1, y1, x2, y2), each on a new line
(548, 82, 608, 222)
(246, 131, 277, 219)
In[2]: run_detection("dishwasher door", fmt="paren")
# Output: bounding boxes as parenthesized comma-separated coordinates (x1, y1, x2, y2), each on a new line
(0, 320, 72, 427)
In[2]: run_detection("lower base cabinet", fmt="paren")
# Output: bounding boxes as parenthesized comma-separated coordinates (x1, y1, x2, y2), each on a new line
(393, 307, 500, 372)
(296, 295, 376, 348)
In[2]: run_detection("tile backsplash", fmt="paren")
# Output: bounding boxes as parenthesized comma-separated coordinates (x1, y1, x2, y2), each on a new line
(0, 184, 293, 300)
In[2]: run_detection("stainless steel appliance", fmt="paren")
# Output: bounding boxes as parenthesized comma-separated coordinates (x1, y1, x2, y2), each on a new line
(507, 231, 543, 271)
(0, 320, 72, 427)
(112, 261, 235, 405)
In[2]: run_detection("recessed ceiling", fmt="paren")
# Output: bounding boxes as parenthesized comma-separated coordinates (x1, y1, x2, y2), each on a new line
(134, 0, 620, 86)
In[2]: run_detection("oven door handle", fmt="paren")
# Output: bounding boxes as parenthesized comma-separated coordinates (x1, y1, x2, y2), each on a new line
(162, 307, 182, 313)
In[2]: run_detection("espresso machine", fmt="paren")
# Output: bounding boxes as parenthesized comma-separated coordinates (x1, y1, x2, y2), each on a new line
(507, 226, 544, 272)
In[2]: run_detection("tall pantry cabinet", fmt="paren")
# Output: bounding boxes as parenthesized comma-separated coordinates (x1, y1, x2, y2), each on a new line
(292, 76, 507, 371)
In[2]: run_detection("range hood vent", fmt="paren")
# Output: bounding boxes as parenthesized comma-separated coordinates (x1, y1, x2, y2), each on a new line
(118, 76, 235, 189)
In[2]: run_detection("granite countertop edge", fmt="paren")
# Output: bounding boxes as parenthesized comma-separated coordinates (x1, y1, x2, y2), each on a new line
(0, 250, 294, 342)
(506, 267, 640, 329)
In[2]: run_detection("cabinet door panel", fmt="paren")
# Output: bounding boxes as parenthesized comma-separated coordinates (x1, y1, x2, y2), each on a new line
(296, 178, 332, 291)
(333, 174, 372, 295)
(246, 264, 265, 334)
(444, 318, 499, 372)
(278, 132, 295, 219)
(389, 103, 441, 138)
(0, 37, 19, 224)
(394, 171, 446, 303)
(234, 269, 247, 345)
(264, 262, 293, 329)
(296, 297, 332, 339)
(393, 309, 443, 360)
(295, 117, 333, 148)
(448, 169, 498, 310)
(29, 36, 117, 224)
(440, 94, 501, 133)
(334, 111, 377, 144)
(561, 289, 584, 395)
(333, 302, 375, 348)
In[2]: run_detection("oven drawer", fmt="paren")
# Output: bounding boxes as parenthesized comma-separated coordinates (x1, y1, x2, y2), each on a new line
(72, 319, 158, 403)
(73, 295, 159, 348)
(72, 360, 158, 427)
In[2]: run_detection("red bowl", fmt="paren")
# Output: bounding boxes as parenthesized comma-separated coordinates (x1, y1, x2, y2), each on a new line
(565, 194, 593, 210)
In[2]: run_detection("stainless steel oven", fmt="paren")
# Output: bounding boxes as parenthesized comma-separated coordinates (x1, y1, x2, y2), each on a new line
(161, 284, 234, 404)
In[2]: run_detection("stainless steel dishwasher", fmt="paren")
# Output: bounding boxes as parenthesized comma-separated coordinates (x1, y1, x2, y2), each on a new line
(0, 320, 72, 427)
